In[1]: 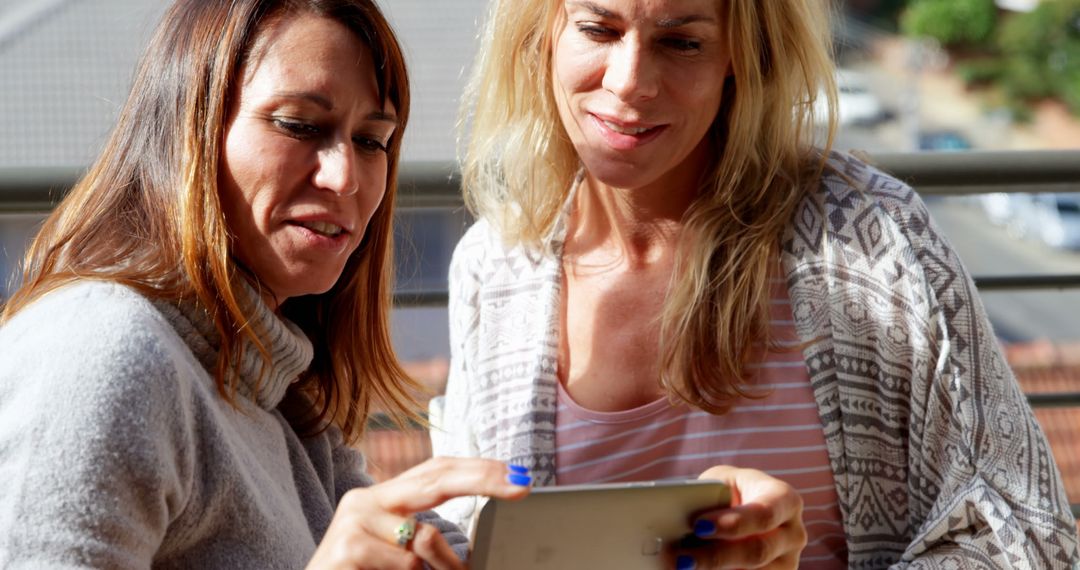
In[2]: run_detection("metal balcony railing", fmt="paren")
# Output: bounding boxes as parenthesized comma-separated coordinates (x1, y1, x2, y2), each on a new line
(5, 150, 1080, 359)
(2, 150, 1079, 517)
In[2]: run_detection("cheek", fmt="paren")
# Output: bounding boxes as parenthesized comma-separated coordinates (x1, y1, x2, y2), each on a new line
(680, 72, 727, 122)
(358, 166, 389, 222)
(552, 37, 603, 140)
(553, 38, 600, 95)
(219, 132, 269, 219)
(217, 166, 254, 235)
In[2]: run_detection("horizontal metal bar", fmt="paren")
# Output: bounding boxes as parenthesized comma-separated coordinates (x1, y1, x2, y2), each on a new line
(392, 290, 450, 307)
(391, 276, 1080, 302)
(0, 163, 470, 212)
(395, 161, 465, 209)
(973, 275, 1080, 291)
(871, 151, 1080, 196)
(3, 150, 1080, 211)
(1026, 393, 1080, 408)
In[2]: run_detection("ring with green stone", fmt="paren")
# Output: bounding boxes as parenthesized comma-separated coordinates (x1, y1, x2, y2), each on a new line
(395, 517, 416, 547)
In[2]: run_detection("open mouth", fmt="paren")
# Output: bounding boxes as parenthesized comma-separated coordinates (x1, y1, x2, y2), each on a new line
(295, 220, 346, 238)
(600, 119, 657, 136)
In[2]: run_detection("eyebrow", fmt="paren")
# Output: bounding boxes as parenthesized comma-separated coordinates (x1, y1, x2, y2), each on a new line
(568, 1, 716, 28)
(656, 14, 716, 28)
(366, 110, 399, 125)
(274, 91, 399, 125)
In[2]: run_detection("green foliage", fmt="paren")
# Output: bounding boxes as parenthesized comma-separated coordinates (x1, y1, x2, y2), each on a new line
(1002, 58, 1055, 101)
(900, 0, 996, 48)
(956, 59, 1006, 87)
(996, 0, 1080, 115)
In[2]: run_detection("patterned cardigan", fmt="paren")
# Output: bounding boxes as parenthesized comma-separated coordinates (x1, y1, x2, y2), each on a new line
(430, 153, 1080, 568)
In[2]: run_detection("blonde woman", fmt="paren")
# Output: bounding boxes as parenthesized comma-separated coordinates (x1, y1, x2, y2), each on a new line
(0, 0, 531, 568)
(431, 0, 1080, 568)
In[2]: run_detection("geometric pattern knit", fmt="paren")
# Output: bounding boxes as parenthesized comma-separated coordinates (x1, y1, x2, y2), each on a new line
(430, 152, 1080, 568)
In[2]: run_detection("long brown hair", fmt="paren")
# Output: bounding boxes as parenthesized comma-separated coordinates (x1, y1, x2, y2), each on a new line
(2, 0, 415, 443)
(460, 0, 838, 413)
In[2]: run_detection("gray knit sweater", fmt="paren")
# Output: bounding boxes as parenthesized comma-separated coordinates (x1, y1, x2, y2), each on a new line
(0, 281, 467, 568)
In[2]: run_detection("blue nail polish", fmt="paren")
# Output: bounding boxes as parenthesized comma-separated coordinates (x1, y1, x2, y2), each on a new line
(693, 519, 716, 538)
(676, 555, 696, 570)
(507, 473, 532, 486)
(508, 464, 530, 475)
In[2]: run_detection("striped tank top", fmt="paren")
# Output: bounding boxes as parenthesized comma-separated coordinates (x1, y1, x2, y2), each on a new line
(554, 277, 848, 568)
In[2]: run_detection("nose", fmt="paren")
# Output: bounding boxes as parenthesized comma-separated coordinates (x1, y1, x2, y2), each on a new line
(313, 140, 359, 196)
(602, 38, 659, 102)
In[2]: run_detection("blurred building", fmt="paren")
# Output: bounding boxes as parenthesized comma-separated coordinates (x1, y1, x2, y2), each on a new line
(0, 0, 487, 366)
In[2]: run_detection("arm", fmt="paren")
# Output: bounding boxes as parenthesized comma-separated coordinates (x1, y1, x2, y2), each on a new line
(896, 202, 1078, 568)
(428, 225, 487, 533)
(841, 170, 1080, 568)
(0, 285, 192, 569)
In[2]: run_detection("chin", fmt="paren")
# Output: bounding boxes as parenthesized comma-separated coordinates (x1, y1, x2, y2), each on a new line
(583, 161, 655, 190)
(273, 276, 342, 302)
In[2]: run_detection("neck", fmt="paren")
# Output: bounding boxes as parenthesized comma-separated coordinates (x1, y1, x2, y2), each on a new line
(566, 172, 699, 266)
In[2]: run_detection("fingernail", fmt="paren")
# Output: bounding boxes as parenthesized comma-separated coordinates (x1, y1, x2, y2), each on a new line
(508, 464, 530, 475)
(507, 473, 532, 486)
(693, 519, 716, 538)
(676, 555, 696, 570)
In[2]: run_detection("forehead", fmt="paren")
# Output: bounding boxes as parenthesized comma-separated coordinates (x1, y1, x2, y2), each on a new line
(241, 11, 374, 87)
(562, 0, 723, 21)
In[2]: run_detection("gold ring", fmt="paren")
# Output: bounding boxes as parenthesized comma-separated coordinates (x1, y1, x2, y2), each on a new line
(395, 517, 416, 547)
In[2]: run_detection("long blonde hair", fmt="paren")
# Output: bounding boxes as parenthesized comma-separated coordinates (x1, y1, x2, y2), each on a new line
(460, 0, 838, 412)
(2, 0, 416, 443)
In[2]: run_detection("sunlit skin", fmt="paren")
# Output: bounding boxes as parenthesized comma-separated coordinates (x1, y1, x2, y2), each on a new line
(218, 12, 397, 309)
(551, 0, 731, 196)
(551, 2, 808, 568)
(553, 0, 731, 416)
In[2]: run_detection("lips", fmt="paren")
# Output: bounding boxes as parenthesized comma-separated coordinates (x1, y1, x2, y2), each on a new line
(589, 113, 666, 150)
(600, 119, 656, 135)
(296, 220, 345, 237)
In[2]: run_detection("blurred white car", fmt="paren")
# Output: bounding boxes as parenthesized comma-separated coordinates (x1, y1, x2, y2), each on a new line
(980, 192, 1015, 227)
(1034, 194, 1080, 249)
(980, 192, 1041, 239)
(815, 69, 889, 127)
(979, 192, 1080, 248)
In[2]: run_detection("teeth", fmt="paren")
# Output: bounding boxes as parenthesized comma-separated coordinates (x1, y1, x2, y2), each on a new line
(603, 120, 651, 135)
(298, 221, 344, 237)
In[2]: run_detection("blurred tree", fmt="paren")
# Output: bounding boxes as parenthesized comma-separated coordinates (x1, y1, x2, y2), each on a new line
(997, 0, 1080, 114)
(901, 0, 997, 48)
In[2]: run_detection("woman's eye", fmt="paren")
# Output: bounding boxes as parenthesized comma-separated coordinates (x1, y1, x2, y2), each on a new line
(273, 119, 320, 138)
(353, 136, 388, 155)
(577, 23, 616, 40)
(662, 37, 702, 53)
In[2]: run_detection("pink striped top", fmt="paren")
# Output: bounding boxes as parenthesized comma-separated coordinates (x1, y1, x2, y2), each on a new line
(555, 277, 848, 567)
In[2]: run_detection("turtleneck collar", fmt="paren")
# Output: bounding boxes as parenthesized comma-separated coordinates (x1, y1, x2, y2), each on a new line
(151, 283, 314, 410)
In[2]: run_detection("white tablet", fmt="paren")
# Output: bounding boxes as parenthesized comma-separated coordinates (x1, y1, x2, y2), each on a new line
(469, 479, 731, 570)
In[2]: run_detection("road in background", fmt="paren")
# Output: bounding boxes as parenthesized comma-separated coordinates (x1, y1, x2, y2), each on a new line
(925, 198, 1080, 342)
(830, 35, 1080, 344)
